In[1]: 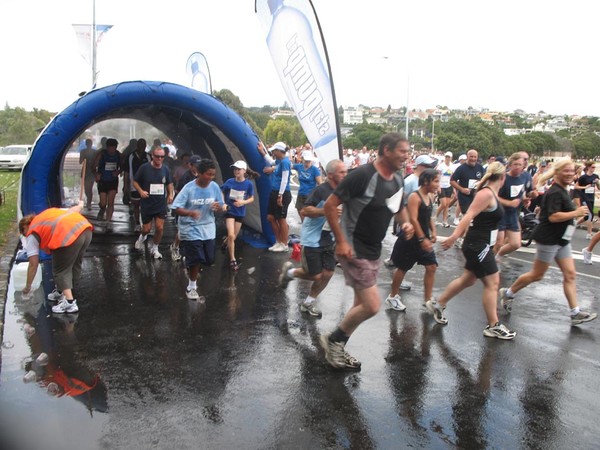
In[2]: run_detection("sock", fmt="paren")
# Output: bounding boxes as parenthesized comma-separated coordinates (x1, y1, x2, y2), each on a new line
(66, 298, 74, 303)
(287, 269, 296, 278)
(188, 280, 197, 290)
(570, 306, 580, 316)
(304, 296, 316, 305)
(506, 288, 515, 298)
(329, 327, 349, 344)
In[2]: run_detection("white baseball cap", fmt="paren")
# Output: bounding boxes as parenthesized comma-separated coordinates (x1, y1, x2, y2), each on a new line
(231, 160, 247, 170)
(268, 142, 287, 153)
(444, 151, 453, 158)
(458, 154, 467, 160)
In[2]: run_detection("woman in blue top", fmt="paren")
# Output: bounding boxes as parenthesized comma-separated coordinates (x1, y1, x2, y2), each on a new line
(92, 138, 121, 227)
(293, 151, 322, 222)
(221, 160, 255, 271)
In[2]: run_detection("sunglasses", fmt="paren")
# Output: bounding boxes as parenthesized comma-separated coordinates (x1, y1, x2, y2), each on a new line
(153, 154, 165, 159)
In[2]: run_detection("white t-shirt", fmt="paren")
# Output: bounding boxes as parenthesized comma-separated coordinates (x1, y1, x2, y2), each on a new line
(437, 162, 454, 188)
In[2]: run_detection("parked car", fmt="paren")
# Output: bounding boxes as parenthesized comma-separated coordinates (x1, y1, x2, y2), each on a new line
(0, 145, 32, 170)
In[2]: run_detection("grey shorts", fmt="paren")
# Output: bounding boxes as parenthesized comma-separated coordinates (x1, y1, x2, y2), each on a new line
(535, 243, 572, 264)
(337, 255, 380, 291)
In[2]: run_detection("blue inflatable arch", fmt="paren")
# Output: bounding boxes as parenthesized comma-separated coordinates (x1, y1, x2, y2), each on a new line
(20, 80, 275, 246)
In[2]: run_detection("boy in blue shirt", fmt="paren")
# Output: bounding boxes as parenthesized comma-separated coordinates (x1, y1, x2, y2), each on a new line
(172, 159, 226, 300)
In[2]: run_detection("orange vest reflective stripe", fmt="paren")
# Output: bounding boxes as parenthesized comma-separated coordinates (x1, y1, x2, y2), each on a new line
(27, 208, 93, 253)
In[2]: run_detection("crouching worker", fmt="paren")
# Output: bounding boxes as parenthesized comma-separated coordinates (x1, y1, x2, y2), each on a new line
(19, 201, 93, 314)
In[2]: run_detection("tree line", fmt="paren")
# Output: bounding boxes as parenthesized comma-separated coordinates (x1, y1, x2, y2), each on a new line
(3, 92, 600, 159)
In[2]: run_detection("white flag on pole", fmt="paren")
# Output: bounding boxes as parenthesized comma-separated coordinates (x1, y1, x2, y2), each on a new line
(72, 24, 113, 66)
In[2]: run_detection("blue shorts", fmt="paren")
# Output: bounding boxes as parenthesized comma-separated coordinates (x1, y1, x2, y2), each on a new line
(498, 209, 520, 232)
(180, 239, 216, 268)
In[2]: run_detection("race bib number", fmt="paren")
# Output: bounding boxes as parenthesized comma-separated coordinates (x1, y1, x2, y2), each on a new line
(229, 188, 245, 201)
(490, 229, 498, 246)
(105, 162, 117, 171)
(562, 225, 575, 241)
(510, 184, 524, 198)
(468, 179, 478, 189)
(585, 186, 595, 194)
(386, 188, 403, 213)
(149, 184, 165, 195)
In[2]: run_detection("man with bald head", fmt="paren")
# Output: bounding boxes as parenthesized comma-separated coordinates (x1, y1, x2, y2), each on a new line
(450, 149, 485, 219)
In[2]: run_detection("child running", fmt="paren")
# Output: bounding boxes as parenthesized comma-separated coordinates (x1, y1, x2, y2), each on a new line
(171, 159, 226, 300)
(426, 162, 516, 340)
(386, 169, 439, 311)
(221, 160, 255, 271)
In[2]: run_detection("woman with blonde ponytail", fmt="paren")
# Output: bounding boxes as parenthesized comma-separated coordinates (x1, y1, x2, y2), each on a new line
(426, 162, 516, 340)
(499, 159, 597, 326)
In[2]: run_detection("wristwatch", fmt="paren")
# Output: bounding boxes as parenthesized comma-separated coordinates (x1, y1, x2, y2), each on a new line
(417, 237, 425, 243)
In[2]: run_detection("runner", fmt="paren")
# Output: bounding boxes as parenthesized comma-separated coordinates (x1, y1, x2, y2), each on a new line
(499, 159, 597, 326)
(435, 151, 455, 227)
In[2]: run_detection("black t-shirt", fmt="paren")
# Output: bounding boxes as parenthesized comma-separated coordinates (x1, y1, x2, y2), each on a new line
(577, 173, 599, 199)
(532, 183, 575, 246)
(451, 163, 484, 201)
(334, 163, 403, 260)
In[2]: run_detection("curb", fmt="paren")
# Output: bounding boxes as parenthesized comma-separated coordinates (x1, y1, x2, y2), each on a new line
(0, 227, 20, 347)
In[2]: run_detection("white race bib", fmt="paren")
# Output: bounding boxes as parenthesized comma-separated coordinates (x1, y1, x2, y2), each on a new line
(468, 179, 478, 189)
(585, 186, 595, 194)
(562, 224, 575, 241)
(229, 188, 245, 201)
(510, 184, 524, 198)
(149, 184, 165, 195)
(386, 188, 403, 213)
(105, 162, 117, 171)
(490, 229, 498, 246)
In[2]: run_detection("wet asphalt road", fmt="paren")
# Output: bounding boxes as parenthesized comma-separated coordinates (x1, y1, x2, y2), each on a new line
(1, 204, 599, 450)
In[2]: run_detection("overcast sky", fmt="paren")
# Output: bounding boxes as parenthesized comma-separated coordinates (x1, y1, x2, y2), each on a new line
(1, 0, 598, 116)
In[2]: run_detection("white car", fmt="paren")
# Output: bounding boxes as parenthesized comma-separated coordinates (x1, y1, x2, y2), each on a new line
(0, 145, 32, 170)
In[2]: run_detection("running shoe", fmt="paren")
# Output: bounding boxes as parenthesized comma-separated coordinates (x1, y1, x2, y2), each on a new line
(186, 288, 199, 300)
(52, 299, 79, 314)
(151, 245, 163, 260)
(453, 217, 460, 226)
(268, 242, 281, 252)
(319, 333, 346, 369)
(425, 299, 448, 325)
(385, 294, 406, 311)
(272, 242, 289, 253)
(343, 350, 361, 370)
(134, 233, 147, 250)
(300, 301, 322, 317)
(279, 261, 294, 288)
(498, 288, 514, 313)
(230, 260, 240, 271)
(400, 282, 412, 291)
(443, 222, 450, 228)
(571, 310, 598, 325)
(586, 233, 592, 240)
(582, 247, 593, 265)
(47, 289, 64, 302)
(170, 243, 181, 261)
(483, 322, 516, 340)
(96, 209, 105, 221)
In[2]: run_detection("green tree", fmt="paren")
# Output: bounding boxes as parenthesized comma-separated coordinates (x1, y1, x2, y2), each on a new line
(351, 123, 386, 149)
(342, 135, 362, 149)
(573, 133, 600, 159)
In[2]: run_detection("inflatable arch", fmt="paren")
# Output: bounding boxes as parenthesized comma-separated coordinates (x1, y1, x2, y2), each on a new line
(20, 80, 275, 246)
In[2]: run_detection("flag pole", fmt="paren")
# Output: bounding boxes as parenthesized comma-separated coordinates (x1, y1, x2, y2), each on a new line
(91, 0, 97, 88)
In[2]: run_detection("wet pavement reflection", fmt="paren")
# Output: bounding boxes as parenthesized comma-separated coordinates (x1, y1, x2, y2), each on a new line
(1, 205, 599, 449)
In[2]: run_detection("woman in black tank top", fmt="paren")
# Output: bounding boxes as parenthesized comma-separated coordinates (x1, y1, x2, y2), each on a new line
(425, 162, 517, 340)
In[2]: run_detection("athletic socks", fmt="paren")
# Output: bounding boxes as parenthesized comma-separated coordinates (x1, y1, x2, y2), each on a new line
(329, 327, 349, 344)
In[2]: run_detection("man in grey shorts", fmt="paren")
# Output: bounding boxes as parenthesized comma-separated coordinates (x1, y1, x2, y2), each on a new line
(279, 159, 348, 317)
(321, 133, 414, 370)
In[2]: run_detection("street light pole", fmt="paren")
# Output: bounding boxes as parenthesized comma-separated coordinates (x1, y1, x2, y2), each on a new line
(431, 116, 435, 152)
(405, 72, 410, 138)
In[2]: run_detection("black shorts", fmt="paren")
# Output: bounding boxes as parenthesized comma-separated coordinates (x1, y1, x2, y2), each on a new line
(462, 240, 498, 278)
(268, 190, 292, 219)
(224, 214, 243, 223)
(390, 233, 437, 272)
(301, 244, 336, 276)
(129, 190, 141, 201)
(295, 194, 308, 211)
(582, 196, 595, 220)
(180, 239, 216, 268)
(439, 187, 453, 199)
(141, 210, 167, 224)
(458, 196, 474, 214)
(97, 180, 119, 193)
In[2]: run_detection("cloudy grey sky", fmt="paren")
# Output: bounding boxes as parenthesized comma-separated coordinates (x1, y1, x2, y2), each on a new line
(1, 0, 597, 116)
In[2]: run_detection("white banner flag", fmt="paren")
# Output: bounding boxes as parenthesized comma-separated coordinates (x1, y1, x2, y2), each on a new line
(255, 0, 342, 166)
(72, 24, 113, 66)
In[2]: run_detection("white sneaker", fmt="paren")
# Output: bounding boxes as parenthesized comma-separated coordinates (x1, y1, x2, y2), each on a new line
(135, 234, 147, 250)
(268, 242, 280, 251)
(385, 294, 406, 311)
(151, 245, 163, 260)
(170, 243, 181, 261)
(582, 247, 593, 265)
(186, 288, 199, 300)
(586, 233, 592, 240)
(52, 299, 79, 314)
(453, 217, 460, 226)
(271, 242, 288, 253)
(443, 222, 450, 228)
(47, 289, 64, 302)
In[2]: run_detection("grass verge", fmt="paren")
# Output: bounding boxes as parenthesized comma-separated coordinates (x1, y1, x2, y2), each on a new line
(0, 170, 20, 247)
